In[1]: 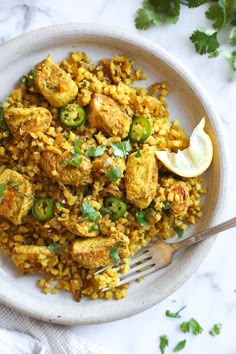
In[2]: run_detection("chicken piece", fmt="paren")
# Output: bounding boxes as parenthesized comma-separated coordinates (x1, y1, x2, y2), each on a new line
(72, 232, 130, 269)
(87, 93, 131, 138)
(34, 55, 78, 107)
(11, 245, 58, 275)
(4, 107, 52, 138)
(125, 149, 158, 209)
(0, 169, 34, 225)
(40, 150, 93, 186)
(63, 220, 99, 238)
(167, 181, 190, 218)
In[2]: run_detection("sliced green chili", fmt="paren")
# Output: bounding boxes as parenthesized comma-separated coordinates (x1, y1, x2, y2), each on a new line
(60, 103, 86, 127)
(32, 197, 54, 221)
(104, 196, 127, 221)
(129, 116, 151, 142)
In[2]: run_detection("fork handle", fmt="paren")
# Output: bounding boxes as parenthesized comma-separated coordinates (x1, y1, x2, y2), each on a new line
(172, 216, 236, 250)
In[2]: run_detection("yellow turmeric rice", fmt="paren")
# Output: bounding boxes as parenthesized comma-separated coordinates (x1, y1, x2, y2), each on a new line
(0, 52, 206, 301)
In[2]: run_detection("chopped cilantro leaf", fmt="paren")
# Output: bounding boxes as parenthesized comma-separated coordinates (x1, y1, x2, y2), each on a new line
(135, 150, 142, 157)
(0, 183, 7, 202)
(47, 241, 62, 252)
(180, 318, 203, 335)
(111, 140, 132, 158)
(69, 153, 82, 166)
(174, 226, 184, 238)
(88, 224, 99, 233)
(55, 202, 63, 210)
(80, 201, 100, 222)
(109, 246, 120, 263)
(173, 339, 187, 352)
(86, 145, 106, 157)
(190, 29, 220, 56)
(165, 305, 186, 318)
(163, 201, 170, 210)
(159, 335, 169, 354)
(135, 8, 154, 30)
(209, 323, 222, 336)
(136, 210, 149, 227)
(105, 165, 121, 181)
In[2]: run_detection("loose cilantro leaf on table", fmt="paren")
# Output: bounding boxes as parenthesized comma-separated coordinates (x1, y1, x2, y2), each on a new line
(173, 339, 187, 352)
(159, 335, 169, 354)
(190, 29, 219, 56)
(180, 318, 204, 335)
(166, 305, 186, 318)
(80, 201, 100, 222)
(209, 323, 222, 336)
(134, 0, 236, 73)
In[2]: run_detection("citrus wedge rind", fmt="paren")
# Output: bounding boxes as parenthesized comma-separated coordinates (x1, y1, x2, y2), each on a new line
(155, 118, 213, 178)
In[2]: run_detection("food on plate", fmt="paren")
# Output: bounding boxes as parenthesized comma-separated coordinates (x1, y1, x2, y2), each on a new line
(155, 118, 213, 177)
(0, 52, 212, 301)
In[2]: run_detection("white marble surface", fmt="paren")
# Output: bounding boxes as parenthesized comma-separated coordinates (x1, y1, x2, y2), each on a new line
(0, 1, 236, 353)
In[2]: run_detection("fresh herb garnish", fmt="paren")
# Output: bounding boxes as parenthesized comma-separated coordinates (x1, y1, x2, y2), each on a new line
(111, 139, 132, 158)
(174, 226, 184, 238)
(134, 0, 236, 72)
(135, 150, 142, 157)
(159, 335, 169, 354)
(86, 145, 106, 157)
(209, 323, 222, 336)
(163, 200, 170, 210)
(62, 138, 83, 166)
(88, 224, 99, 233)
(0, 183, 7, 202)
(105, 165, 121, 181)
(55, 201, 63, 210)
(80, 201, 100, 222)
(173, 339, 187, 352)
(136, 210, 149, 227)
(180, 318, 203, 335)
(47, 241, 62, 252)
(165, 305, 186, 318)
(109, 246, 120, 263)
(20, 69, 36, 86)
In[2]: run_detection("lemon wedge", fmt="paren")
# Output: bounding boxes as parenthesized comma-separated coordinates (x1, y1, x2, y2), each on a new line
(155, 118, 213, 177)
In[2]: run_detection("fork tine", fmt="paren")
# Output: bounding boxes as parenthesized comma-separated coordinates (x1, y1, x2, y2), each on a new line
(94, 248, 151, 275)
(102, 262, 159, 291)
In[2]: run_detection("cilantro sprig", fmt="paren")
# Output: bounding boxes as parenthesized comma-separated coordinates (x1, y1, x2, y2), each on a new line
(80, 201, 100, 222)
(135, 0, 236, 72)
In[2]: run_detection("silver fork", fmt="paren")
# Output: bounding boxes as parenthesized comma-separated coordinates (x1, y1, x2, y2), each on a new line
(95, 217, 236, 290)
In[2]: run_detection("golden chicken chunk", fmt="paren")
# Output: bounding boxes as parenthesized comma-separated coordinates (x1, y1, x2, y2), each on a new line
(11, 245, 58, 275)
(0, 169, 34, 225)
(40, 150, 93, 186)
(72, 232, 130, 269)
(63, 220, 99, 238)
(125, 149, 158, 209)
(87, 93, 131, 138)
(34, 55, 78, 107)
(4, 107, 52, 138)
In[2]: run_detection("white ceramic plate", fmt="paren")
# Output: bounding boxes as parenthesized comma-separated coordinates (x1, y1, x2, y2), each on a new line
(0, 24, 227, 325)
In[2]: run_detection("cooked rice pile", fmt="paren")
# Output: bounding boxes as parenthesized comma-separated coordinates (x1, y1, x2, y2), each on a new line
(0, 52, 206, 301)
